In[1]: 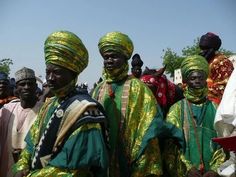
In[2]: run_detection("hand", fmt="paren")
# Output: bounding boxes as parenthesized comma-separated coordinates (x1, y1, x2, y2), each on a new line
(187, 167, 202, 177)
(203, 170, 220, 177)
(15, 169, 29, 177)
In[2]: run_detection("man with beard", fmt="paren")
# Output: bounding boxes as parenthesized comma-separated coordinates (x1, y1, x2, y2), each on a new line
(0, 67, 41, 177)
(14, 31, 108, 177)
(93, 31, 163, 177)
(163, 55, 225, 177)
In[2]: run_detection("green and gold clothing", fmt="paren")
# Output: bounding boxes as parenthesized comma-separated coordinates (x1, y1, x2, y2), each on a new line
(93, 76, 163, 177)
(163, 98, 225, 177)
(13, 91, 108, 177)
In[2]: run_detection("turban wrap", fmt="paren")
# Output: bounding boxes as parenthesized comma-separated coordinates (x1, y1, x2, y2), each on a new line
(181, 55, 209, 81)
(98, 31, 134, 60)
(44, 31, 88, 75)
(131, 53, 143, 67)
(199, 32, 222, 51)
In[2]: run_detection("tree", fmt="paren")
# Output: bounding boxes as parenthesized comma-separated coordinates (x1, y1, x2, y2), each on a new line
(0, 58, 13, 75)
(162, 38, 233, 77)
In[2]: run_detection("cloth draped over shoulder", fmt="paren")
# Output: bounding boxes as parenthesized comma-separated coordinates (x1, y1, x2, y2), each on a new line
(163, 99, 225, 177)
(13, 92, 108, 177)
(93, 76, 163, 177)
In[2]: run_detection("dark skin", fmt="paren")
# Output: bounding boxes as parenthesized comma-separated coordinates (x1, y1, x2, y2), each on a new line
(102, 51, 126, 73)
(0, 79, 10, 99)
(46, 63, 77, 99)
(16, 78, 38, 109)
(131, 66, 142, 78)
(186, 71, 219, 177)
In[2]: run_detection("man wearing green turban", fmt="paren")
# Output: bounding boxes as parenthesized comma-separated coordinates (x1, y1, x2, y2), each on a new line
(163, 55, 225, 177)
(14, 31, 108, 177)
(93, 31, 163, 177)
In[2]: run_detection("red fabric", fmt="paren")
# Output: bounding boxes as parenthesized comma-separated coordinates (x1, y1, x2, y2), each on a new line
(140, 74, 176, 107)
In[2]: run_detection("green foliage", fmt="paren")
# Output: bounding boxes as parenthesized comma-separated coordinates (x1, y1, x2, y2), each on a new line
(162, 38, 233, 77)
(0, 58, 13, 75)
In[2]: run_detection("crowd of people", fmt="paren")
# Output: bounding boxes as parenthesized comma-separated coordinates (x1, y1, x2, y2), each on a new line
(0, 30, 235, 177)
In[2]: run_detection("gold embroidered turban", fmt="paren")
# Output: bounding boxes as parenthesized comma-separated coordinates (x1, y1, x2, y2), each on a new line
(181, 55, 209, 81)
(44, 31, 88, 74)
(98, 31, 134, 60)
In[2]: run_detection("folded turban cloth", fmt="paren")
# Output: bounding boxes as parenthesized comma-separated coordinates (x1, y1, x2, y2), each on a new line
(181, 55, 209, 81)
(15, 67, 35, 83)
(131, 53, 143, 67)
(44, 31, 88, 75)
(0, 71, 8, 81)
(98, 31, 134, 60)
(199, 32, 222, 51)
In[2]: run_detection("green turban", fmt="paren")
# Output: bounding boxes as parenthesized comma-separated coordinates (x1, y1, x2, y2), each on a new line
(181, 55, 209, 81)
(44, 31, 88, 75)
(98, 31, 134, 60)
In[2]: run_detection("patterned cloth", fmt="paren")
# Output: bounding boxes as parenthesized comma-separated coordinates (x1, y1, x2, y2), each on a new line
(207, 53, 234, 104)
(98, 31, 133, 60)
(93, 76, 163, 177)
(44, 31, 88, 74)
(13, 91, 108, 177)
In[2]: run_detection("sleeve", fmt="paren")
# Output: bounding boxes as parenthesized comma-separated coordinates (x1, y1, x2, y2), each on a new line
(163, 103, 193, 177)
(209, 148, 226, 172)
(25, 123, 108, 177)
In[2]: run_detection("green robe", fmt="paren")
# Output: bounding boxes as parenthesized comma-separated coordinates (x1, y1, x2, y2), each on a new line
(13, 95, 108, 177)
(93, 76, 163, 177)
(163, 98, 225, 177)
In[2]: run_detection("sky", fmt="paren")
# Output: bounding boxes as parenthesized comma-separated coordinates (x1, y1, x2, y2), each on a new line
(0, 0, 236, 88)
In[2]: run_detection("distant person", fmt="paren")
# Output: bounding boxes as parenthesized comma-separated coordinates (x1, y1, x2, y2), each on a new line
(199, 32, 234, 104)
(131, 53, 143, 78)
(14, 31, 108, 176)
(0, 72, 17, 108)
(0, 67, 41, 177)
(93, 31, 163, 176)
(163, 55, 225, 177)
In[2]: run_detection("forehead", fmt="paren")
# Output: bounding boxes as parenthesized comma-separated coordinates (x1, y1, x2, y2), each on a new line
(188, 70, 205, 77)
(16, 78, 36, 84)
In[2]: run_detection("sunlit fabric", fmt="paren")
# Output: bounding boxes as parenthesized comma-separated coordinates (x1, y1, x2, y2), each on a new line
(44, 31, 88, 74)
(98, 31, 134, 60)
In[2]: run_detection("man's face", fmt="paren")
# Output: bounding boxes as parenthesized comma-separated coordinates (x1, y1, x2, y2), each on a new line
(46, 63, 76, 91)
(0, 79, 10, 98)
(131, 66, 142, 78)
(186, 71, 207, 89)
(16, 79, 37, 100)
(102, 51, 126, 72)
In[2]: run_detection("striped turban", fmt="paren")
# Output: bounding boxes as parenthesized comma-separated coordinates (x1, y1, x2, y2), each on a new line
(181, 55, 209, 81)
(44, 31, 88, 75)
(98, 31, 134, 60)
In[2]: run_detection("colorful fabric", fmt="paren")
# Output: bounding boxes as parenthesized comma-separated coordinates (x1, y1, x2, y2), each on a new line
(163, 99, 225, 177)
(181, 55, 209, 81)
(15, 67, 35, 83)
(98, 31, 134, 60)
(207, 53, 234, 104)
(93, 76, 163, 177)
(140, 74, 176, 109)
(0, 100, 41, 177)
(0, 96, 18, 108)
(44, 31, 88, 74)
(13, 91, 108, 177)
(183, 87, 208, 103)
